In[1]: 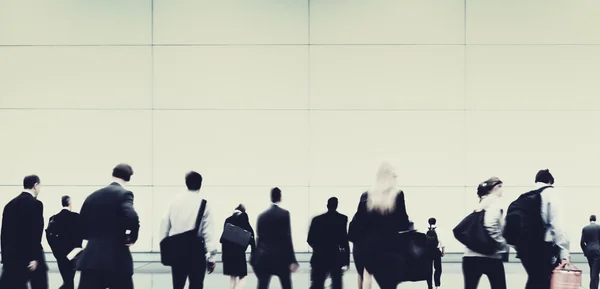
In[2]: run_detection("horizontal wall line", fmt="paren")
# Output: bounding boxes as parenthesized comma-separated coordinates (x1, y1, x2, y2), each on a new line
(2, 108, 600, 112)
(1, 43, 600, 47)
(1, 184, 599, 188)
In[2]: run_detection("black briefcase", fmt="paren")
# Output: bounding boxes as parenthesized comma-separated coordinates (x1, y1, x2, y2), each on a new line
(160, 200, 207, 266)
(221, 223, 252, 248)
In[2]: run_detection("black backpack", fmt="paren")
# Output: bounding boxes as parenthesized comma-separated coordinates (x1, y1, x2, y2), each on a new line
(425, 227, 439, 249)
(453, 210, 499, 255)
(45, 215, 63, 249)
(504, 186, 553, 248)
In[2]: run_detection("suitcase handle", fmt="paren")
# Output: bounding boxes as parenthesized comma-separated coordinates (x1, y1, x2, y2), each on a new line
(554, 262, 581, 272)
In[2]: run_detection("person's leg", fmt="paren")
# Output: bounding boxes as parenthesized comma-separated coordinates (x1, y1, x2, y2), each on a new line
(591, 257, 600, 289)
(310, 267, 327, 289)
(434, 254, 442, 287)
(278, 272, 293, 289)
(110, 273, 134, 289)
(77, 271, 105, 289)
(28, 267, 49, 289)
(462, 257, 484, 289)
(426, 258, 434, 289)
(330, 268, 343, 289)
(188, 257, 207, 289)
(0, 266, 28, 289)
(57, 258, 76, 289)
(519, 250, 547, 289)
(171, 265, 189, 289)
(485, 259, 507, 289)
(235, 276, 247, 289)
(230, 276, 238, 289)
(256, 274, 271, 289)
(362, 268, 373, 289)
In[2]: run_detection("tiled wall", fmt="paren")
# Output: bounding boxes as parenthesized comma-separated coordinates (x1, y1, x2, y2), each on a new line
(1, 0, 600, 253)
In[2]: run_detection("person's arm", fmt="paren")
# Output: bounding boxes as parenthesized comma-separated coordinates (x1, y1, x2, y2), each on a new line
(341, 216, 350, 266)
(30, 201, 45, 262)
(397, 191, 410, 228)
(121, 191, 140, 244)
(548, 190, 570, 260)
(581, 228, 587, 253)
(200, 202, 218, 262)
(285, 211, 297, 265)
(484, 203, 507, 250)
(307, 218, 316, 249)
(438, 232, 445, 256)
(241, 213, 256, 251)
(158, 205, 172, 241)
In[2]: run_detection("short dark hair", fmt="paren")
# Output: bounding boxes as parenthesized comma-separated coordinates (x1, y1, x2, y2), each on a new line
(591, 215, 597, 222)
(112, 164, 134, 182)
(428, 217, 437, 225)
(235, 204, 246, 213)
(185, 171, 203, 191)
(62, 196, 71, 207)
(23, 175, 40, 189)
(271, 187, 282, 203)
(535, 169, 554, 185)
(327, 197, 338, 211)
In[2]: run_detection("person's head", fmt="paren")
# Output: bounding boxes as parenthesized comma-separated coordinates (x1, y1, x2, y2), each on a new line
(62, 195, 71, 209)
(271, 187, 282, 203)
(185, 171, 203, 191)
(591, 215, 597, 222)
(477, 177, 504, 199)
(428, 217, 437, 226)
(112, 163, 133, 183)
(535, 169, 554, 185)
(367, 162, 400, 214)
(235, 204, 246, 213)
(23, 175, 41, 197)
(327, 197, 338, 212)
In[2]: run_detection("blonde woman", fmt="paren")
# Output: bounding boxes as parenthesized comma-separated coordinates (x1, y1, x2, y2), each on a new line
(350, 162, 411, 289)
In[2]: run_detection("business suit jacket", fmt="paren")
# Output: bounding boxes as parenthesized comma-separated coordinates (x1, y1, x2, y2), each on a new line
(307, 211, 350, 270)
(76, 183, 139, 276)
(0, 192, 47, 270)
(581, 222, 600, 258)
(253, 204, 297, 272)
(47, 209, 83, 257)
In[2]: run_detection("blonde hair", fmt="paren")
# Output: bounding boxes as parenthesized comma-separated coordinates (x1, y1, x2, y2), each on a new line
(367, 162, 399, 214)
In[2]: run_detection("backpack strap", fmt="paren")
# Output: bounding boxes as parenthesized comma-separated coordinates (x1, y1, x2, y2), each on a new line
(194, 199, 207, 234)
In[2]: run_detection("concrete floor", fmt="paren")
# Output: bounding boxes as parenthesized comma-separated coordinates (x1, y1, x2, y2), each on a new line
(26, 262, 591, 289)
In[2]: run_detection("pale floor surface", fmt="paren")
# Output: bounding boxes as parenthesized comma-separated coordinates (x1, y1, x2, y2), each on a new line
(28, 262, 591, 289)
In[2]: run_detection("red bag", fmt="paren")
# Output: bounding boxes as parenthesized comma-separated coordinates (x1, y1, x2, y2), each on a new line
(551, 263, 582, 289)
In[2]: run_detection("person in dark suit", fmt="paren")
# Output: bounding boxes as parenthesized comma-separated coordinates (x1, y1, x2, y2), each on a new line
(252, 187, 299, 289)
(76, 164, 140, 289)
(0, 175, 48, 289)
(307, 197, 350, 289)
(221, 204, 256, 289)
(47, 195, 83, 289)
(582, 215, 600, 289)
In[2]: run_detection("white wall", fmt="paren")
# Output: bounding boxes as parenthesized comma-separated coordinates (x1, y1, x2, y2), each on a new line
(1, 0, 599, 253)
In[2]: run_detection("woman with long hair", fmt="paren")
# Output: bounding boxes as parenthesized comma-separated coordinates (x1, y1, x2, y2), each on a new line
(462, 177, 508, 289)
(351, 162, 411, 289)
(221, 204, 255, 289)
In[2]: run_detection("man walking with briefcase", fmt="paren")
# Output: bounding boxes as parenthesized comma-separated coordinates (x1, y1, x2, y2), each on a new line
(159, 171, 217, 289)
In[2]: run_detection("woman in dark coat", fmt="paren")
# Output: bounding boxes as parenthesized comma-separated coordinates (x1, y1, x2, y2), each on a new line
(352, 162, 412, 289)
(221, 204, 255, 289)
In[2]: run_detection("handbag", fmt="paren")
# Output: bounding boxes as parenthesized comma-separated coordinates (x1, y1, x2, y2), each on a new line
(221, 223, 252, 248)
(551, 263, 582, 289)
(453, 210, 499, 255)
(160, 199, 207, 266)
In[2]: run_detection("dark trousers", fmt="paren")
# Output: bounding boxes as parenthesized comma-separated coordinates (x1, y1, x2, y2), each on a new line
(0, 265, 48, 289)
(257, 271, 292, 289)
(310, 267, 343, 289)
(77, 270, 133, 289)
(171, 258, 207, 289)
(519, 245, 555, 289)
(462, 257, 506, 289)
(588, 256, 600, 289)
(427, 253, 442, 289)
(56, 256, 76, 289)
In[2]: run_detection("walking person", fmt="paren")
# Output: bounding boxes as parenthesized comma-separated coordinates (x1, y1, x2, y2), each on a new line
(425, 218, 444, 289)
(307, 197, 350, 289)
(581, 215, 600, 289)
(348, 192, 373, 289)
(159, 171, 217, 289)
(350, 162, 412, 289)
(0, 175, 48, 289)
(462, 177, 508, 289)
(251, 187, 299, 289)
(221, 204, 255, 289)
(46, 196, 83, 289)
(76, 164, 140, 289)
(504, 169, 570, 289)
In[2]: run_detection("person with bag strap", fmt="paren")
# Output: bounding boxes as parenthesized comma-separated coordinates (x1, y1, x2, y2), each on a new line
(159, 171, 217, 289)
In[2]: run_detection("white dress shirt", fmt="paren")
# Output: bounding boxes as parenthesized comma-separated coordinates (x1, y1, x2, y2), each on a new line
(159, 190, 217, 262)
(538, 183, 570, 260)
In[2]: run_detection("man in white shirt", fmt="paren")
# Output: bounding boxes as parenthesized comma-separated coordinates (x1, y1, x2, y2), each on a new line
(520, 169, 570, 289)
(426, 218, 444, 289)
(159, 171, 217, 289)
